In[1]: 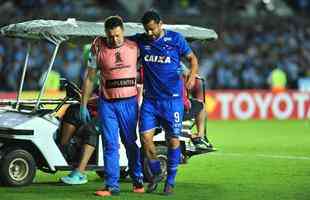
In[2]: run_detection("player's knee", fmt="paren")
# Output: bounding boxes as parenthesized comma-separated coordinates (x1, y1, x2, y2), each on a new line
(142, 139, 153, 150)
(143, 146, 157, 159)
(141, 133, 153, 145)
(141, 139, 156, 156)
(168, 138, 180, 149)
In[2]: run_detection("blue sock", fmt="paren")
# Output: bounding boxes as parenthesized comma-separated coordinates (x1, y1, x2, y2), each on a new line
(148, 159, 161, 176)
(166, 147, 181, 186)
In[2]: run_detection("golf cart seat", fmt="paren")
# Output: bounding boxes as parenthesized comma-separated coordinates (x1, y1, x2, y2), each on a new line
(61, 79, 81, 101)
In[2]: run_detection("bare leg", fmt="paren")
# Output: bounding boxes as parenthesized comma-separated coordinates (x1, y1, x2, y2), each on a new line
(168, 137, 180, 149)
(143, 129, 163, 193)
(77, 144, 95, 172)
(193, 108, 214, 149)
(195, 108, 206, 138)
(141, 130, 156, 160)
(60, 122, 77, 146)
(190, 104, 215, 150)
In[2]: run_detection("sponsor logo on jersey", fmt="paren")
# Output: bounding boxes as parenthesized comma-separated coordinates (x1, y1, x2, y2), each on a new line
(144, 55, 171, 64)
(163, 37, 172, 41)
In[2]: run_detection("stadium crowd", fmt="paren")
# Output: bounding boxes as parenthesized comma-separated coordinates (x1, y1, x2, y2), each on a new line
(0, 0, 309, 91)
(199, 20, 310, 89)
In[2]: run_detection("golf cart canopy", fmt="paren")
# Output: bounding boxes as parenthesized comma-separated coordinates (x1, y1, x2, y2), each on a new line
(0, 19, 218, 44)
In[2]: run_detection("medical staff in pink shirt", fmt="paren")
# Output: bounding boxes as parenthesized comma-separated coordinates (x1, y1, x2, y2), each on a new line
(80, 16, 144, 197)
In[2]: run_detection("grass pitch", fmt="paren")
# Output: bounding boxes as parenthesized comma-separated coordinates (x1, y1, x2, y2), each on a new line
(1, 120, 309, 200)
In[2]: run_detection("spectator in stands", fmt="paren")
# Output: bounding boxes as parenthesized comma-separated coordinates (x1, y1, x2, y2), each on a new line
(268, 66, 287, 93)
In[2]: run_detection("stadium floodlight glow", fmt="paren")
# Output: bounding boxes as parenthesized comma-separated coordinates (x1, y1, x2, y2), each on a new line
(262, 0, 271, 4)
(262, 0, 274, 11)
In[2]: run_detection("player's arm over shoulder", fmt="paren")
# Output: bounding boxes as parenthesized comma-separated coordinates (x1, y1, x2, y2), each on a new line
(127, 33, 148, 43)
(125, 38, 139, 57)
(125, 38, 138, 48)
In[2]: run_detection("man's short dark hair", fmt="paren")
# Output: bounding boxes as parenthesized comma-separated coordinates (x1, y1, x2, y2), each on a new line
(104, 16, 124, 31)
(141, 10, 161, 25)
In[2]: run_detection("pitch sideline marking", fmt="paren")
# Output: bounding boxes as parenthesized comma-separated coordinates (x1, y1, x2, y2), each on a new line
(213, 152, 310, 160)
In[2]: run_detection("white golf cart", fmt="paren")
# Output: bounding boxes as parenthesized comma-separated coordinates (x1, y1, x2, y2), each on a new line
(0, 19, 217, 186)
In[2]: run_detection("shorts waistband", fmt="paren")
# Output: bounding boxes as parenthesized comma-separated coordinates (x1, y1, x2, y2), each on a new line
(100, 95, 137, 102)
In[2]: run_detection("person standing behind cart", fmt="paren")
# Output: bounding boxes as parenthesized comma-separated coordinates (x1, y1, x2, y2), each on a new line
(181, 62, 215, 151)
(80, 16, 144, 197)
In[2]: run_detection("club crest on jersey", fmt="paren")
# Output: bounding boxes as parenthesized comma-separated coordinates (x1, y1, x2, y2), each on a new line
(144, 55, 171, 64)
(144, 45, 151, 50)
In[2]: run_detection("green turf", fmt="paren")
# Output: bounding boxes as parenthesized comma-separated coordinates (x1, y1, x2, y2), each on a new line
(1, 120, 309, 200)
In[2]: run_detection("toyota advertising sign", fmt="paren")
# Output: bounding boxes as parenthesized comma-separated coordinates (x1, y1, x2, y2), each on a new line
(205, 90, 310, 120)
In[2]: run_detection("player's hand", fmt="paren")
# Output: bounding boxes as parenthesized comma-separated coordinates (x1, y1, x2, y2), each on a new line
(185, 73, 195, 90)
(184, 98, 191, 112)
(80, 105, 90, 123)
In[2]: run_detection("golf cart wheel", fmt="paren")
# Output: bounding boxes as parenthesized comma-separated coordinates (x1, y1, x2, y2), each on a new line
(0, 149, 36, 186)
(143, 145, 168, 182)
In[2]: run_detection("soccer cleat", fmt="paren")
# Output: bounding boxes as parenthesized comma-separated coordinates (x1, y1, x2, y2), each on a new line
(133, 187, 145, 193)
(192, 137, 207, 150)
(195, 142, 209, 150)
(95, 187, 120, 197)
(133, 180, 144, 193)
(146, 174, 164, 193)
(60, 170, 88, 185)
(163, 183, 174, 196)
(192, 137, 216, 151)
(95, 190, 112, 197)
(200, 139, 217, 152)
(133, 186, 145, 193)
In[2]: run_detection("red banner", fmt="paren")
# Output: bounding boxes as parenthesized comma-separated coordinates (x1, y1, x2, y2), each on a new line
(205, 90, 310, 120)
(0, 92, 16, 99)
(1, 90, 310, 120)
